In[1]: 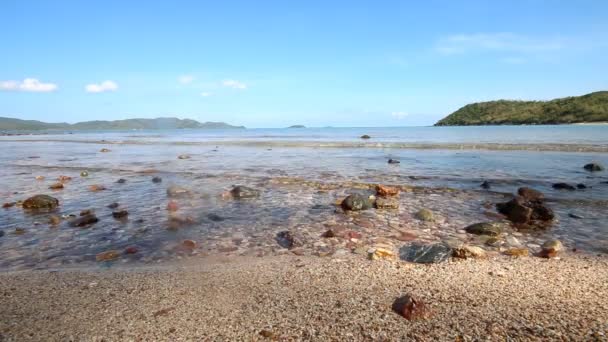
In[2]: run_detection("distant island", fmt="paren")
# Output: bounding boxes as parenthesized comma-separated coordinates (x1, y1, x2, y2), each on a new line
(435, 91, 608, 126)
(287, 125, 306, 128)
(0, 117, 245, 131)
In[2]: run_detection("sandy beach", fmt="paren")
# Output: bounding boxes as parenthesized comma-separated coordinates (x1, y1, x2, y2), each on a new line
(1, 253, 607, 341)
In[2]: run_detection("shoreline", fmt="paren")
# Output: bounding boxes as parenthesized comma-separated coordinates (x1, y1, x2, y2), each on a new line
(1, 254, 607, 340)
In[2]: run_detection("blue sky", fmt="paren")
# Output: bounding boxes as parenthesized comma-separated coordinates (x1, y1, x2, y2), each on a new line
(1, 0, 607, 128)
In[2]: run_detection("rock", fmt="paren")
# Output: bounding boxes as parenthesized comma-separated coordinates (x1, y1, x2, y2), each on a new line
(540, 239, 563, 258)
(388, 158, 400, 164)
(504, 248, 529, 257)
(321, 229, 336, 238)
(480, 181, 491, 189)
(360, 134, 371, 139)
(453, 245, 486, 259)
(58, 175, 72, 182)
(107, 202, 120, 209)
(79, 209, 94, 216)
(583, 162, 604, 172)
(464, 222, 507, 236)
(167, 200, 179, 212)
(399, 243, 452, 264)
(89, 185, 106, 192)
(167, 214, 196, 230)
(368, 247, 395, 260)
(166, 185, 191, 198)
(485, 237, 502, 247)
(116, 178, 127, 184)
(3, 202, 16, 208)
(341, 193, 373, 211)
(552, 183, 575, 191)
(80, 171, 89, 177)
(22, 195, 59, 210)
(100, 148, 111, 153)
(576, 183, 587, 189)
(124, 246, 139, 254)
(505, 236, 522, 247)
(0, 230, 4, 237)
(414, 209, 435, 222)
(35, 176, 45, 180)
(376, 184, 399, 197)
(152, 176, 163, 183)
(177, 154, 191, 160)
(112, 210, 129, 219)
(182, 240, 197, 249)
(69, 214, 99, 227)
(276, 231, 299, 249)
(230, 185, 260, 199)
(568, 213, 583, 219)
(14, 228, 25, 235)
(517, 187, 544, 202)
(375, 197, 399, 209)
(496, 198, 532, 224)
(392, 294, 431, 320)
(96, 250, 120, 262)
(207, 213, 225, 222)
(49, 215, 62, 226)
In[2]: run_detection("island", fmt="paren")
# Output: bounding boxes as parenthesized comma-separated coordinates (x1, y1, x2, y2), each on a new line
(287, 125, 306, 128)
(435, 91, 608, 126)
(0, 117, 245, 131)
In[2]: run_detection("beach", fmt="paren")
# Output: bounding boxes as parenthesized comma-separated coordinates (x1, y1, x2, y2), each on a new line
(2, 254, 608, 341)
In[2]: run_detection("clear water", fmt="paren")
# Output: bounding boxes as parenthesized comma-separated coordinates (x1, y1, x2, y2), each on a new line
(1, 125, 607, 270)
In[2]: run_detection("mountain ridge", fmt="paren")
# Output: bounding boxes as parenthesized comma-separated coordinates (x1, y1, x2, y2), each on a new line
(0, 116, 245, 130)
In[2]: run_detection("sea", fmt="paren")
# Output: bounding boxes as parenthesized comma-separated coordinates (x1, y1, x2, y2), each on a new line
(1, 125, 607, 270)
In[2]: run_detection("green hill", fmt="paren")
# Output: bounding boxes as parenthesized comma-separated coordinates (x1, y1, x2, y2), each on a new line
(435, 91, 608, 126)
(0, 117, 245, 131)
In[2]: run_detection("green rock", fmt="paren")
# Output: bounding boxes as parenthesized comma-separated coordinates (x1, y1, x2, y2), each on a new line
(22, 195, 59, 210)
(414, 209, 434, 222)
(464, 222, 508, 236)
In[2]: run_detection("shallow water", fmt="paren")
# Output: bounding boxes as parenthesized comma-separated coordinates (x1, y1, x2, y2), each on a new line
(1, 126, 607, 271)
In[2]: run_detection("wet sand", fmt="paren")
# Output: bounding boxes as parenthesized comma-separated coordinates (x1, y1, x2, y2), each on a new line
(1, 253, 607, 341)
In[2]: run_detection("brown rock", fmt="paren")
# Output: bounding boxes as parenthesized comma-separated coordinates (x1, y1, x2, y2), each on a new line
(496, 198, 532, 224)
(69, 214, 99, 227)
(167, 200, 179, 212)
(2, 202, 16, 208)
(504, 248, 529, 257)
(49, 182, 64, 190)
(89, 185, 106, 192)
(96, 250, 120, 261)
(182, 240, 197, 249)
(49, 215, 62, 226)
(58, 175, 72, 182)
(22, 195, 59, 210)
(453, 245, 486, 259)
(392, 294, 431, 320)
(376, 184, 399, 197)
(517, 187, 544, 202)
(124, 246, 139, 254)
(375, 197, 399, 209)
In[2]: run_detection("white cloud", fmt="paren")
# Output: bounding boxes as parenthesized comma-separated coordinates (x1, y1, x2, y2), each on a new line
(178, 75, 195, 84)
(222, 79, 247, 89)
(436, 33, 564, 55)
(0, 78, 58, 92)
(85, 80, 118, 93)
(391, 111, 409, 119)
(200, 92, 212, 97)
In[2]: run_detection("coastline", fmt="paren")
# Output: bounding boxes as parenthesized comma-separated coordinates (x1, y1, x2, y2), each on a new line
(1, 253, 607, 340)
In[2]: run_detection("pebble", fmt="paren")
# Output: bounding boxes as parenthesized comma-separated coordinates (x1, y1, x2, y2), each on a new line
(392, 294, 431, 320)
(80, 171, 89, 177)
(100, 148, 111, 153)
(453, 245, 486, 259)
(504, 248, 529, 257)
(112, 210, 129, 219)
(49, 182, 64, 190)
(96, 250, 121, 262)
(414, 209, 435, 222)
(69, 214, 99, 228)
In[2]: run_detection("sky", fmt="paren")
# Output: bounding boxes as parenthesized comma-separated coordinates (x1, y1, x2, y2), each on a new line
(1, 0, 608, 128)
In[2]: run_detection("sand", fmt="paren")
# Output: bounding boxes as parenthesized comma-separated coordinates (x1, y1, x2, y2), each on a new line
(1, 254, 608, 341)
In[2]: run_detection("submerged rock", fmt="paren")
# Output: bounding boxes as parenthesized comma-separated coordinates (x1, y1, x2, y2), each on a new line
(166, 185, 191, 198)
(177, 154, 191, 160)
(464, 222, 507, 236)
(89, 185, 106, 192)
(341, 193, 373, 211)
(375, 197, 399, 209)
(22, 195, 59, 210)
(80, 171, 89, 177)
(112, 210, 129, 219)
(116, 178, 127, 184)
(107, 202, 120, 209)
(480, 181, 491, 189)
(392, 294, 431, 321)
(49, 182, 64, 190)
(517, 187, 544, 202)
(576, 183, 587, 189)
(568, 213, 584, 219)
(496, 198, 532, 224)
(496, 196, 554, 226)
(100, 148, 111, 153)
(583, 162, 604, 172)
(388, 159, 400, 164)
(2, 202, 16, 208)
(152, 176, 163, 183)
(414, 209, 435, 222)
(230, 185, 260, 199)
(376, 184, 399, 197)
(276, 231, 299, 249)
(206, 213, 225, 222)
(399, 243, 452, 264)
(69, 214, 99, 227)
(552, 183, 575, 191)
(124, 246, 139, 254)
(96, 250, 120, 262)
